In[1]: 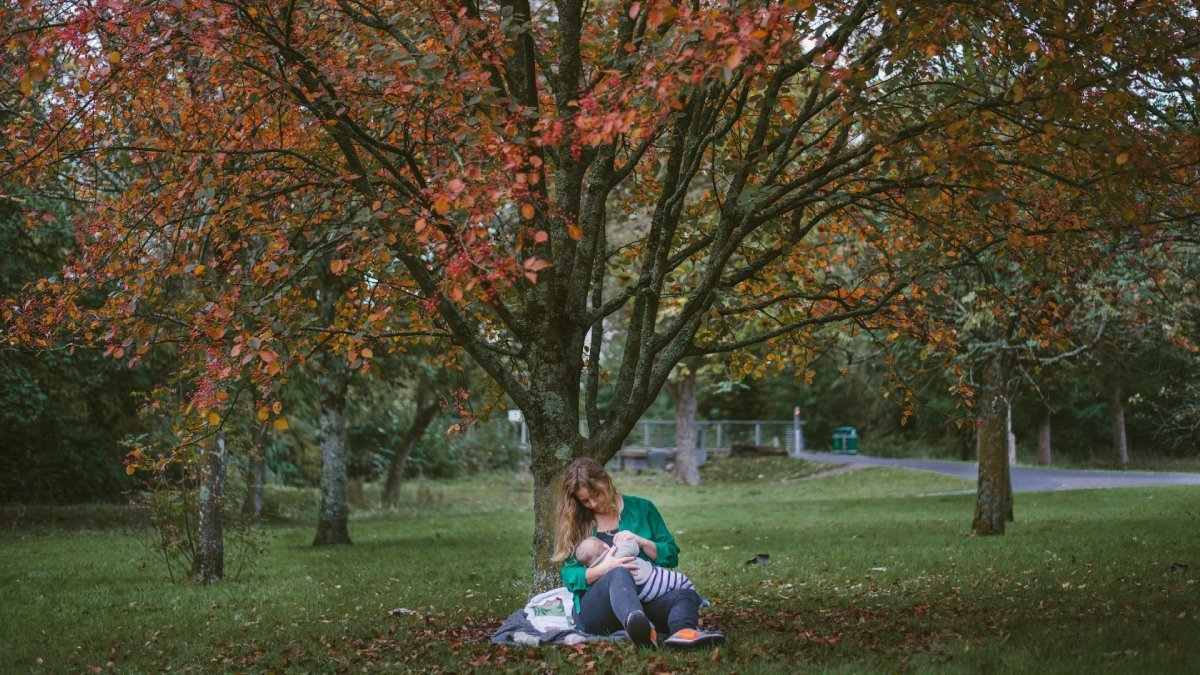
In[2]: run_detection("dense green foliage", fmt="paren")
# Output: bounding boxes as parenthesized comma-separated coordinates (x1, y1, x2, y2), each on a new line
(3, 462, 1198, 671)
(0, 197, 147, 503)
(700, 341, 1200, 465)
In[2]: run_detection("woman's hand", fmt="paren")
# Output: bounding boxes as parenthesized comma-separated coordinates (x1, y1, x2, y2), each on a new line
(614, 530, 658, 562)
(613, 530, 645, 547)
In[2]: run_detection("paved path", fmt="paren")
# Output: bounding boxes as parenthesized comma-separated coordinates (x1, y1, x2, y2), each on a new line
(795, 451, 1200, 492)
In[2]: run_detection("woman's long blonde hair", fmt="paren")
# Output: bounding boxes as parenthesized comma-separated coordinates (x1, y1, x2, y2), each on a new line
(552, 457, 617, 563)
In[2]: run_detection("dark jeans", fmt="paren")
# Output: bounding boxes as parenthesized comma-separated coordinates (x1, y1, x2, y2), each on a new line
(574, 567, 700, 637)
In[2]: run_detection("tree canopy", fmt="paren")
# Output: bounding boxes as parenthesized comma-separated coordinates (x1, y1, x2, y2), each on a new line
(4, 0, 1197, 583)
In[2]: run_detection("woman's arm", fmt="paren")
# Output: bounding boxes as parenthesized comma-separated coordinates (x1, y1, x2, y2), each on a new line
(614, 531, 659, 562)
(584, 553, 638, 583)
(564, 548, 641, 590)
(614, 498, 679, 567)
(561, 557, 590, 594)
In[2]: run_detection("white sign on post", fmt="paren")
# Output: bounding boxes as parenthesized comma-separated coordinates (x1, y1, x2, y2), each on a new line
(508, 409, 523, 423)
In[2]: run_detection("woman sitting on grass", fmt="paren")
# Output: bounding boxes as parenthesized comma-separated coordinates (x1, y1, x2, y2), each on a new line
(553, 457, 724, 649)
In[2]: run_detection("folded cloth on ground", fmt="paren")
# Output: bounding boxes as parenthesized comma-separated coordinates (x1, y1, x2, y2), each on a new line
(525, 587, 576, 632)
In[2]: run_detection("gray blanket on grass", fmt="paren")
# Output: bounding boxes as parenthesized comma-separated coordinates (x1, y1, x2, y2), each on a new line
(490, 608, 635, 646)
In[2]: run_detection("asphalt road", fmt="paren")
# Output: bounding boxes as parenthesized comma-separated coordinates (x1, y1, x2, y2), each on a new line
(795, 451, 1200, 492)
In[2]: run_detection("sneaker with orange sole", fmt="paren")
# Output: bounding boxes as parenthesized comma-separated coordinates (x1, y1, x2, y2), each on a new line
(624, 610, 657, 648)
(663, 628, 725, 648)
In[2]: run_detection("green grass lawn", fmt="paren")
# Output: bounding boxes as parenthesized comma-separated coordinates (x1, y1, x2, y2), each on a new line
(2, 458, 1198, 672)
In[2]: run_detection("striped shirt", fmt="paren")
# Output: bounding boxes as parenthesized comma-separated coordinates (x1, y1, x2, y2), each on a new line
(637, 566, 695, 601)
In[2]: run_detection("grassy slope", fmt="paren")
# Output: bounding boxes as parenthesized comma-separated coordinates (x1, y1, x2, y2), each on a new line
(2, 459, 1198, 673)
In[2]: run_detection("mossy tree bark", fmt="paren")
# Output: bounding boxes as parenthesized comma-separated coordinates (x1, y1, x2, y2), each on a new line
(192, 434, 227, 583)
(973, 358, 1013, 535)
(524, 339, 585, 593)
(311, 250, 355, 546)
(668, 371, 700, 486)
(312, 353, 353, 546)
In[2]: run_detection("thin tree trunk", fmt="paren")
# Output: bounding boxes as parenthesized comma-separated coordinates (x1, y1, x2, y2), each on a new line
(242, 421, 268, 519)
(973, 360, 1010, 535)
(347, 477, 367, 508)
(669, 371, 700, 486)
(312, 254, 354, 546)
(192, 434, 227, 583)
(1107, 365, 1129, 469)
(1006, 399, 1017, 466)
(382, 397, 440, 509)
(1037, 411, 1052, 466)
(1005, 452, 1014, 523)
(312, 355, 353, 546)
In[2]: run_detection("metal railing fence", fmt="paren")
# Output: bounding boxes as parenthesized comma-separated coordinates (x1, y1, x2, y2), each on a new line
(621, 420, 803, 454)
(504, 416, 806, 456)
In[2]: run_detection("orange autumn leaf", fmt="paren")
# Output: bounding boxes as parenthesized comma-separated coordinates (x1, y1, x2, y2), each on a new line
(524, 257, 552, 271)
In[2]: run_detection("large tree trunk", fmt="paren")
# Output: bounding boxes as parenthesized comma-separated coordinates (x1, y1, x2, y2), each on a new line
(382, 396, 441, 509)
(528, 428, 570, 594)
(524, 349, 585, 593)
(242, 421, 268, 520)
(1107, 365, 1129, 469)
(973, 360, 1011, 536)
(668, 371, 700, 486)
(312, 355, 353, 546)
(530, 459, 563, 593)
(192, 434, 227, 583)
(1037, 411, 1052, 466)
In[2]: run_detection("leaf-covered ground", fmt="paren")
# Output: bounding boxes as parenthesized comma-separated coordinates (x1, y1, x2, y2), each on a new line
(3, 459, 1198, 672)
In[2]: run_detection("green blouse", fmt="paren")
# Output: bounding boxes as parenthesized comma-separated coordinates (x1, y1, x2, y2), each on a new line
(560, 494, 681, 612)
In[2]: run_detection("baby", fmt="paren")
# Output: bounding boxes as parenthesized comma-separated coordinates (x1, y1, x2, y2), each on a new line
(575, 536, 695, 601)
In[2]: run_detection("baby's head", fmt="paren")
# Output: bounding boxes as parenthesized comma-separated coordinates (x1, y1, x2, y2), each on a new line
(575, 536, 610, 567)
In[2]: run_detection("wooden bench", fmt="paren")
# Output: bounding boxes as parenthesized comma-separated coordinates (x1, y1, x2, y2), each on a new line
(610, 447, 678, 471)
(613, 446, 649, 470)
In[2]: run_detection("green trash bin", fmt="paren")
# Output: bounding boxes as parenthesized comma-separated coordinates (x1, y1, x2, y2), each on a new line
(832, 426, 858, 455)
